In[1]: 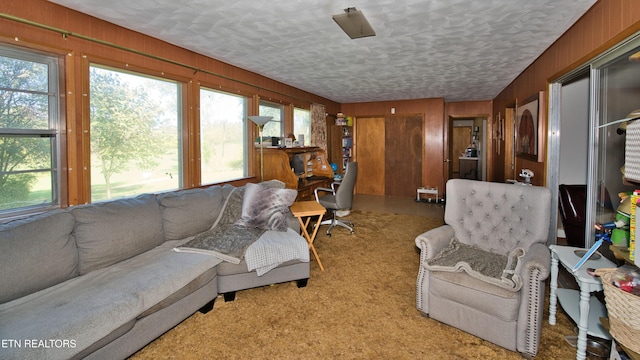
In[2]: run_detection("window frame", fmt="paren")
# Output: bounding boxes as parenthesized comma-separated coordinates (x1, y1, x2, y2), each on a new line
(87, 62, 186, 202)
(259, 100, 284, 138)
(199, 86, 249, 185)
(0, 44, 64, 218)
(293, 107, 311, 146)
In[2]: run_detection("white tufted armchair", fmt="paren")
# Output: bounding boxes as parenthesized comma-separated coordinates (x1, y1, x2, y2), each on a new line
(415, 179, 552, 358)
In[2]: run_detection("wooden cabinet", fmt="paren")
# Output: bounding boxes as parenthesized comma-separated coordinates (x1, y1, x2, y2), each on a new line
(459, 157, 478, 179)
(257, 147, 334, 200)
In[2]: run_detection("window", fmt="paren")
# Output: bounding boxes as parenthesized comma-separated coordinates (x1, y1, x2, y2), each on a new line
(200, 88, 248, 184)
(259, 101, 283, 138)
(294, 107, 311, 146)
(89, 65, 182, 201)
(0, 46, 62, 215)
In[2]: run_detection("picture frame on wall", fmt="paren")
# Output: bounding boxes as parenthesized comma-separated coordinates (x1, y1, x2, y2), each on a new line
(515, 91, 545, 162)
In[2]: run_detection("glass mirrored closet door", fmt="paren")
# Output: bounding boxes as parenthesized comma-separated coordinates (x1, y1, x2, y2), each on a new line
(587, 35, 640, 247)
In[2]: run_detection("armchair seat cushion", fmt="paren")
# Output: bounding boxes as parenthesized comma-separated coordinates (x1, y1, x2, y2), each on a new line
(430, 271, 520, 322)
(425, 238, 525, 291)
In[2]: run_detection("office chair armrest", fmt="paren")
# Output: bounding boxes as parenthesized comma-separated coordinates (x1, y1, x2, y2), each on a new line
(330, 181, 341, 192)
(314, 187, 335, 201)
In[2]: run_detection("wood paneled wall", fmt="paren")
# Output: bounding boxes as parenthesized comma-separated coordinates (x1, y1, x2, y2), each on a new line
(0, 0, 340, 205)
(493, 0, 640, 186)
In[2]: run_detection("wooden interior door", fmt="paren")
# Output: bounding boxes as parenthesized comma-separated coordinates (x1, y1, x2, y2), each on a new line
(355, 117, 385, 195)
(385, 116, 423, 197)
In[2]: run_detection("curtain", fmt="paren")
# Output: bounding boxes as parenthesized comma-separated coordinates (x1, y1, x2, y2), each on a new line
(310, 103, 327, 152)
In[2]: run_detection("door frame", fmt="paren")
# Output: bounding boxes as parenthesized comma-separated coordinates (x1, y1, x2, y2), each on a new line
(444, 115, 489, 183)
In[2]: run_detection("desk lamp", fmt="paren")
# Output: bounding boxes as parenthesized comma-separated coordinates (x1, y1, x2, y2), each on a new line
(248, 116, 272, 181)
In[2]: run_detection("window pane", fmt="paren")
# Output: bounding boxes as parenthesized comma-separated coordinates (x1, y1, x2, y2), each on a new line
(259, 101, 283, 138)
(0, 171, 53, 211)
(294, 108, 311, 146)
(0, 136, 54, 210)
(90, 66, 181, 201)
(0, 57, 50, 130)
(200, 88, 247, 184)
(0, 57, 48, 92)
(2, 136, 52, 171)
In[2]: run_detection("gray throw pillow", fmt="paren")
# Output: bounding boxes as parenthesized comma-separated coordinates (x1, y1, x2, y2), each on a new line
(235, 183, 297, 231)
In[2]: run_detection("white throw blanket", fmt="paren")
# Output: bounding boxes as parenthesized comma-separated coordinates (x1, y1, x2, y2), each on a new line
(245, 228, 310, 276)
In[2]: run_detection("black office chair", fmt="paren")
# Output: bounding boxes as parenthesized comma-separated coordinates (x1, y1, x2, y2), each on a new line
(314, 162, 358, 236)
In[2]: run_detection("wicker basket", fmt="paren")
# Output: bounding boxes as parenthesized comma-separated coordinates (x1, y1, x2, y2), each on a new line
(595, 268, 640, 354)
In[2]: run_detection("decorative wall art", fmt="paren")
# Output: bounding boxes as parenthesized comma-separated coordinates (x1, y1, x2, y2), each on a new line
(516, 91, 545, 162)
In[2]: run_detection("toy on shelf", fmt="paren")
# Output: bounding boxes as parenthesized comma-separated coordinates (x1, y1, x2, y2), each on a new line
(572, 220, 623, 272)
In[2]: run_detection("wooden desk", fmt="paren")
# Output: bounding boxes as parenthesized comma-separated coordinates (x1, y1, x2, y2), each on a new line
(258, 147, 334, 201)
(290, 201, 326, 271)
(297, 177, 332, 201)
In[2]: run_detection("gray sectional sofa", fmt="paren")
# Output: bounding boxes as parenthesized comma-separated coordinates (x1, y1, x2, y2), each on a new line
(0, 181, 310, 360)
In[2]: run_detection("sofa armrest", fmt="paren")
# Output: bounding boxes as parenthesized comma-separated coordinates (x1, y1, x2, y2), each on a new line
(516, 242, 551, 357)
(415, 225, 454, 260)
(287, 213, 300, 233)
(519, 243, 551, 281)
(415, 224, 454, 313)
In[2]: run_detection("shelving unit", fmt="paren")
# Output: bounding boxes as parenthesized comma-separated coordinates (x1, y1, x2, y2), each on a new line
(328, 113, 354, 176)
(556, 288, 610, 339)
(341, 125, 353, 171)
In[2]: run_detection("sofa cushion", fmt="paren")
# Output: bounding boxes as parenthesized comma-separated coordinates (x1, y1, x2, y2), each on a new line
(72, 194, 164, 275)
(0, 246, 221, 360)
(0, 210, 77, 304)
(158, 186, 224, 240)
(235, 182, 298, 231)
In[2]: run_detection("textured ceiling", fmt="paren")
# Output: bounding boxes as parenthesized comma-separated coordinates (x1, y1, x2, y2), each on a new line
(49, 0, 597, 103)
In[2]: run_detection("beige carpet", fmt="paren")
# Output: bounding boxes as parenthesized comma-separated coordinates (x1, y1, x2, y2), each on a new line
(131, 210, 577, 359)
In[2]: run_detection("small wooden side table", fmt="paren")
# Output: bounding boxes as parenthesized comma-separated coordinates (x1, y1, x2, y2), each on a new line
(290, 201, 326, 271)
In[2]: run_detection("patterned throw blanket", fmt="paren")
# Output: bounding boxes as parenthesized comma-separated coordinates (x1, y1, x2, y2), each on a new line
(174, 187, 266, 264)
(425, 238, 525, 292)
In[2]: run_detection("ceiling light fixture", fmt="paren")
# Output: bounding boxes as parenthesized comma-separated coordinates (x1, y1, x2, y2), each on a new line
(332, 7, 375, 39)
